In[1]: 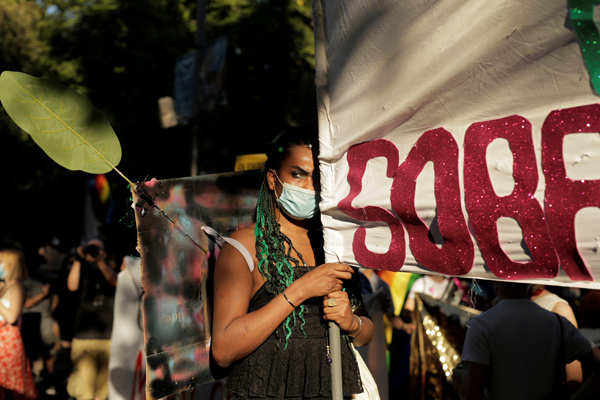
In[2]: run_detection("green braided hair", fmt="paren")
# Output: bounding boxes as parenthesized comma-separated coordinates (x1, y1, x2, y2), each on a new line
(254, 128, 317, 349)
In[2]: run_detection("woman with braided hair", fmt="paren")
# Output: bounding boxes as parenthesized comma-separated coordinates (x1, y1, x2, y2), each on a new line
(211, 129, 374, 399)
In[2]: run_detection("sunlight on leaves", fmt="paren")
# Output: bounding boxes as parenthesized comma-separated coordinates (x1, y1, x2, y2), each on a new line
(0, 71, 121, 174)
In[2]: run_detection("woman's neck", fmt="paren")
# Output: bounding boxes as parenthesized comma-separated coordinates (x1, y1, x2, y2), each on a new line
(273, 208, 321, 266)
(275, 208, 311, 236)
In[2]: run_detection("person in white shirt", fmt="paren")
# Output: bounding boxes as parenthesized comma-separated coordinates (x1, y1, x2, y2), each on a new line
(108, 256, 145, 400)
(404, 274, 460, 314)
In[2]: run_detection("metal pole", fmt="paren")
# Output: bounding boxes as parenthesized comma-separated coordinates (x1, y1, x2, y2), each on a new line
(313, 0, 343, 398)
(328, 322, 344, 400)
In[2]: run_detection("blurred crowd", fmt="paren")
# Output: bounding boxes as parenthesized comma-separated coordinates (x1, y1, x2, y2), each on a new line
(0, 237, 144, 400)
(1, 235, 599, 400)
(355, 269, 600, 400)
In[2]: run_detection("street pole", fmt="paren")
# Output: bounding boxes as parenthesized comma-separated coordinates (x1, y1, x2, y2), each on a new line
(313, 1, 343, 398)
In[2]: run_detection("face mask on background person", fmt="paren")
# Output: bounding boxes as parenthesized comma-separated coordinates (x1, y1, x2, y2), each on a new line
(275, 173, 319, 220)
(0, 263, 5, 280)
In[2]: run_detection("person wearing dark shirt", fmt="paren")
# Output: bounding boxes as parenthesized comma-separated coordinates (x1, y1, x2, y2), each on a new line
(462, 282, 600, 400)
(357, 268, 407, 400)
(66, 239, 117, 400)
(44, 245, 81, 399)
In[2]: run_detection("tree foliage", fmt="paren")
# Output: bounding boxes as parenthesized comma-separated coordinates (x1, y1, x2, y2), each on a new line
(0, 0, 316, 255)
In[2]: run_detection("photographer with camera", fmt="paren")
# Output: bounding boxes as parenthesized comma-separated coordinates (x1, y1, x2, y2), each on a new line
(66, 239, 117, 400)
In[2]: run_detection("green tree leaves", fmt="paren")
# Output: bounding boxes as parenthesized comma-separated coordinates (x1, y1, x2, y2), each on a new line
(0, 0, 49, 73)
(0, 71, 121, 173)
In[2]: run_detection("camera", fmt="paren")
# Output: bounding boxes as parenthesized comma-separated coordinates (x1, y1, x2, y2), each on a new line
(82, 244, 101, 259)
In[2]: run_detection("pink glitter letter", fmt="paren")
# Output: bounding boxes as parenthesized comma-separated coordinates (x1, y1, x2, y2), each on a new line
(542, 104, 600, 281)
(391, 128, 473, 275)
(464, 116, 559, 279)
(338, 140, 405, 270)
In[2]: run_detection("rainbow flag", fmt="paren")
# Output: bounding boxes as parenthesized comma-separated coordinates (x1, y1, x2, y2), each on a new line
(378, 271, 421, 344)
(95, 174, 111, 204)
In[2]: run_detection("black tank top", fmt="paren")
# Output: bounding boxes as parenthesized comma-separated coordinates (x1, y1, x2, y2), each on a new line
(226, 266, 366, 399)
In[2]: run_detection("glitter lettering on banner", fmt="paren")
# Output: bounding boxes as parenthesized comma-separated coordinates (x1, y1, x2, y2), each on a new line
(339, 103, 599, 281)
(464, 116, 558, 280)
(338, 139, 406, 270)
(392, 128, 474, 276)
(542, 103, 600, 281)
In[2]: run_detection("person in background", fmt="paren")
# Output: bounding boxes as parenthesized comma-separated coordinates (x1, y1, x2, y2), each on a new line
(387, 272, 420, 400)
(357, 268, 408, 400)
(0, 247, 38, 399)
(66, 239, 117, 400)
(462, 282, 599, 400)
(21, 269, 54, 387)
(577, 289, 600, 330)
(21, 237, 67, 393)
(46, 243, 80, 399)
(530, 284, 583, 386)
(37, 237, 69, 289)
(403, 274, 462, 313)
(108, 255, 145, 400)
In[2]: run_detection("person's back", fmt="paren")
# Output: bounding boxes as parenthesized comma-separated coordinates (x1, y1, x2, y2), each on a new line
(66, 240, 117, 400)
(108, 256, 145, 400)
(356, 269, 394, 400)
(462, 295, 592, 400)
(73, 258, 115, 339)
(467, 300, 559, 399)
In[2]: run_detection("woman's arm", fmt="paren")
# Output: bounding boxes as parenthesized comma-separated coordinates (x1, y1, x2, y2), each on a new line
(67, 259, 81, 292)
(553, 301, 583, 384)
(403, 297, 415, 313)
(51, 293, 59, 312)
(390, 315, 416, 334)
(24, 283, 50, 309)
(211, 240, 294, 368)
(348, 314, 374, 347)
(0, 283, 24, 324)
(96, 253, 117, 287)
(403, 279, 423, 313)
(211, 231, 355, 368)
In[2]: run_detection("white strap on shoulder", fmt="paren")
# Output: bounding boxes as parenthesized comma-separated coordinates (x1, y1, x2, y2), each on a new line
(201, 225, 254, 272)
(201, 226, 225, 247)
(223, 237, 255, 272)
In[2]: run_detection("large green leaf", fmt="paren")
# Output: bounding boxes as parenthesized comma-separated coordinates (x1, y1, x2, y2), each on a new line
(0, 71, 121, 174)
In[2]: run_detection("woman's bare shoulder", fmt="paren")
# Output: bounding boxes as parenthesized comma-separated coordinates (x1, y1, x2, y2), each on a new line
(215, 226, 256, 287)
(228, 225, 256, 251)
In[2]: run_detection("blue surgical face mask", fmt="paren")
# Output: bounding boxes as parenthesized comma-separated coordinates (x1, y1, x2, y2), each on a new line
(0, 263, 5, 280)
(275, 173, 319, 220)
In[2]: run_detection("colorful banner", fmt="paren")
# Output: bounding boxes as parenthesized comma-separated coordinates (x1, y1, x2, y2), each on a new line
(133, 170, 260, 399)
(314, 0, 600, 288)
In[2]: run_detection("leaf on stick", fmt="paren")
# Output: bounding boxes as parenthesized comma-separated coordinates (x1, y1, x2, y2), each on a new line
(0, 71, 121, 174)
